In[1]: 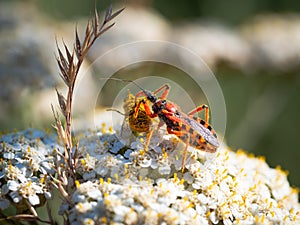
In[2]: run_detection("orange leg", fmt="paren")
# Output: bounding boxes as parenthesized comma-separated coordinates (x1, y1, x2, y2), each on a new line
(181, 135, 190, 173)
(131, 100, 156, 152)
(167, 127, 189, 172)
(143, 127, 154, 152)
(134, 84, 171, 120)
(188, 104, 209, 123)
(134, 100, 156, 119)
(153, 84, 170, 99)
(135, 84, 170, 100)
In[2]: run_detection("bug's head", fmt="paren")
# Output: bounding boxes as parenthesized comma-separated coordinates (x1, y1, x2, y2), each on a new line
(144, 90, 157, 103)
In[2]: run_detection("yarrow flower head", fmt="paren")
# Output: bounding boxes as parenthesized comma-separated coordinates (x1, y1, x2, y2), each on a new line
(0, 129, 61, 211)
(0, 123, 299, 225)
(69, 125, 300, 225)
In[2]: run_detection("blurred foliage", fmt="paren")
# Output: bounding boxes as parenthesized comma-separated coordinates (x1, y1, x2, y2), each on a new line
(153, 0, 300, 24)
(36, 0, 112, 20)
(1, 0, 296, 24)
(35, 0, 300, 24)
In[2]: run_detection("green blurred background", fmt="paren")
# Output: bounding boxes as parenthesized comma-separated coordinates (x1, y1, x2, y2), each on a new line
(0, 0, 299, 190)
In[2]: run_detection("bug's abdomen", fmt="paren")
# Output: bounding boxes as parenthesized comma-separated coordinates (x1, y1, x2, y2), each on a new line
(178, 125, 218, 153)
(128, 109, 151, 132)
(124, 91, 152, 133)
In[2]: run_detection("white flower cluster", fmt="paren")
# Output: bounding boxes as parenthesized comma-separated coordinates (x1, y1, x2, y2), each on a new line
(0, 129, 61, 211)
(70, 126, 300, 225)
(0, 126, 299, 224)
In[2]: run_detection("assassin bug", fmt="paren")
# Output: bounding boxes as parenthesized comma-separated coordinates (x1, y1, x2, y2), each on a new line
(105, 78, 220, 172)
(134, 84, 219, 172)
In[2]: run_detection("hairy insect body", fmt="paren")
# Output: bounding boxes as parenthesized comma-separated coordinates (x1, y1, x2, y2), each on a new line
(123, 91, 152, 134)
(115, 90, 155, 152)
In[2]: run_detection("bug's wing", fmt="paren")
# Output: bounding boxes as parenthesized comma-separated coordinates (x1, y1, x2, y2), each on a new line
(120, 117, 132, 141)
(182, 116, 220, 147)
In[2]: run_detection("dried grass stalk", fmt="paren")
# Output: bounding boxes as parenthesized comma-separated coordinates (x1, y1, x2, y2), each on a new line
(52, 5, 124, 189)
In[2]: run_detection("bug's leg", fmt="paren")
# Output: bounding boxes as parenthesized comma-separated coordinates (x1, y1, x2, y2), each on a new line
(133, 100, 143, 118)
(144, 126, 154, 152)
(157, 120, 164, 128)
(135, 91, 147, 98)
(135, 84, 171, 100)
(188, 104, 209, 123)
(152, 84, 170, 99)
(181, 134, 190, 173)
(134, 99, 156, 119)
(166, 127, 189, 172)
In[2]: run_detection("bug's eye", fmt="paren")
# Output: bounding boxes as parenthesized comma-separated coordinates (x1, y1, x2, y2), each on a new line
(161, 100, 166, 105)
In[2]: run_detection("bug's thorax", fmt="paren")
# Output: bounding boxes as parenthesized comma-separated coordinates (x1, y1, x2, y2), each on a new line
(151, 99, 181, 128)
(152, 100, 180, 114)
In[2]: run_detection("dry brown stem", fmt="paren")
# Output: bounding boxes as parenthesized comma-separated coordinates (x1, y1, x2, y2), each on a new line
(51, 4, 124, 222)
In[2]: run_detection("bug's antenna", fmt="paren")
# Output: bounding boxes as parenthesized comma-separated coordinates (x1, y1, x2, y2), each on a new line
(106, 108, 125, 116)
(99, 77, 156, 102)
(99, 77, 146, 91)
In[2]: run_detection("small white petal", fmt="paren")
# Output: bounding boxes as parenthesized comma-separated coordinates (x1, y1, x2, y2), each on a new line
(72, 194, 86, 203)
(139, 157, 152, 168)
(209, 211, 219, 224)
(223, 218, 233, 225)
(192, 181, 201, 190)
(110, 141, 124, 154)
(82, 218, 95, 225)
(11, 143, 22, 151)
(219, 180, 230, 194)
(131, 202, 144, 213)
(124, 149, 133, 159)
(150, 160, 159, 169)
(44, 191, 52, 199)
(153, 146, 162, 153)
(7, 180, 19, 191)
(75, 202, 93, 213)
(3, 152, 15, 159)
(87, 189, 102, 200)
(39, 166, 47, 175)
(158, 165, 171, 175)
(29, 194, 40, 205)
(9, 192, 22, 203)
(196, 204, 206, 215)
(198, 193, 209, 204)
(95, 166, 108, 176)
(18, 174, 28, 183)
(183, 172, 194, 184)
(31, 183, 43, 194)
(41, 161, 54, 174)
